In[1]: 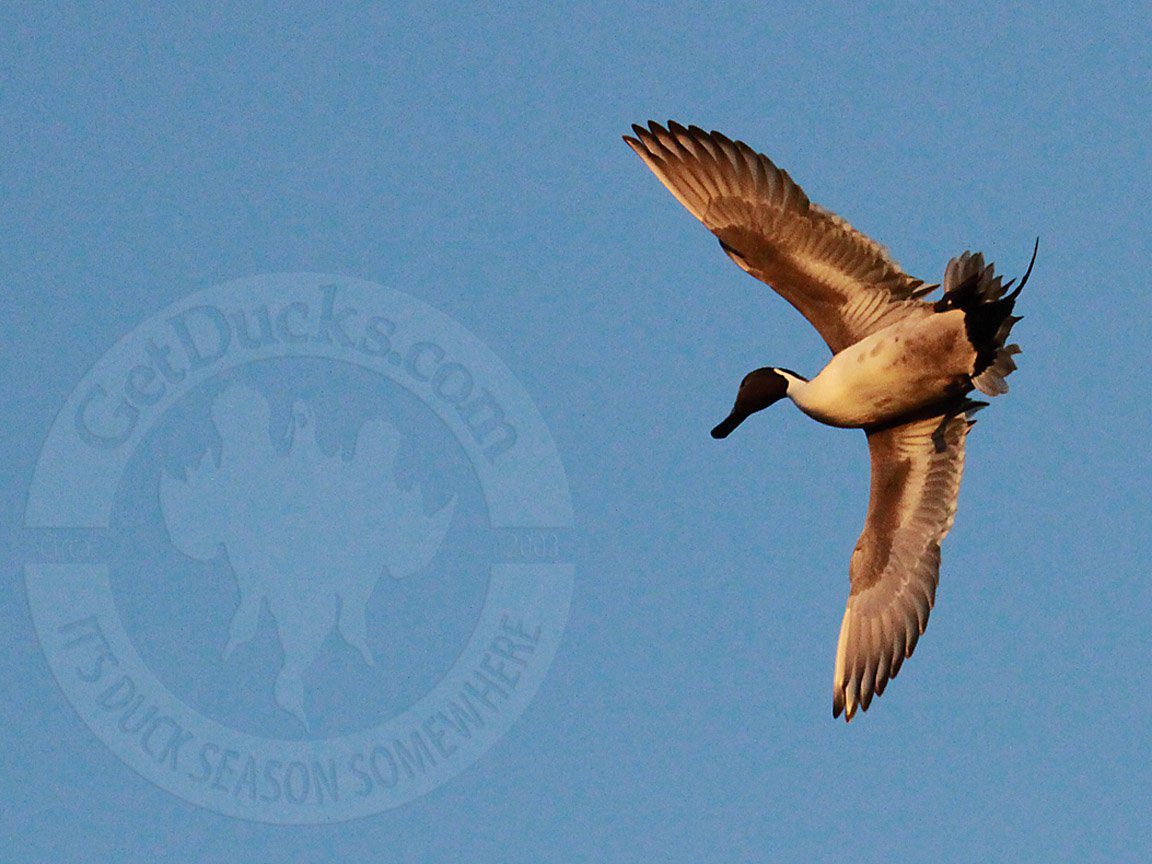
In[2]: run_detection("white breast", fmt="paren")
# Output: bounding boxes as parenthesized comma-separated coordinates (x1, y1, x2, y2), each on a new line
(784, 312, 973, 428)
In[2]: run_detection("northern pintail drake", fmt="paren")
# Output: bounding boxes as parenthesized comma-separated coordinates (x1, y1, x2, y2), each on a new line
(624, 121, 1036, 721)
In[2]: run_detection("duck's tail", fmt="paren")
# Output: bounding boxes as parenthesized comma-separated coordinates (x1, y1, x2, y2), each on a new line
(935, 239, 1037, 397)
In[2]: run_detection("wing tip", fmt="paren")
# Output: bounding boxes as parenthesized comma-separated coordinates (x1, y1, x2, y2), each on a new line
(832, 689, 859, 722)
(625, 119, 726, 152)
(833, 604, 860, 722)
(622, 134, 646, 158)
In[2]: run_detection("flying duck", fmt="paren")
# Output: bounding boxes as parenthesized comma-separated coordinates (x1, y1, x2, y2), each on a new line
(624, 121, 1035, 721)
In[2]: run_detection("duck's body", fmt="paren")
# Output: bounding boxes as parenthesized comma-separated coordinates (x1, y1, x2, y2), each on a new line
(784, 309, 973, 428)
(624, 120, 1034, 721)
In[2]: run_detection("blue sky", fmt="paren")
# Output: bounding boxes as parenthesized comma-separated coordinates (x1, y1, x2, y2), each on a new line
(2, 2, 1149, 862)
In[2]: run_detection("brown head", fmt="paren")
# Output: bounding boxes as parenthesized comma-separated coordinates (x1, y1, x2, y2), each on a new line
(711, 367, 793, 439)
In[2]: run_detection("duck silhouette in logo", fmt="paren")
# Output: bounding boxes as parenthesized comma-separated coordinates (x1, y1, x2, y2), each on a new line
(160, 384, 455, 727)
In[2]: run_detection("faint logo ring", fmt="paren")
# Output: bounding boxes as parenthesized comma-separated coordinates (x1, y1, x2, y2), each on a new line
(24, 273, 574, 823)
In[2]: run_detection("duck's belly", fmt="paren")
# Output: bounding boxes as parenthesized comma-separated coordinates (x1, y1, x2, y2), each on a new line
(799, 312, 974, 427)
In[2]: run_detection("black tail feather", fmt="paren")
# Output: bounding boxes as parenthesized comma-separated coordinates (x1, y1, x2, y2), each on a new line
(937, 241, 1037, 397)
(1007, 237, 1039, 301)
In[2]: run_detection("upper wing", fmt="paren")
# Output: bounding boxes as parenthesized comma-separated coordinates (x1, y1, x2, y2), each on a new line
(833, 407, 978, 721)
(624, 121, 934, 353)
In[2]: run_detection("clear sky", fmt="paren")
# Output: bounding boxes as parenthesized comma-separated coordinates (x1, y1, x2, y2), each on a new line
(2, 2, 1149, 862)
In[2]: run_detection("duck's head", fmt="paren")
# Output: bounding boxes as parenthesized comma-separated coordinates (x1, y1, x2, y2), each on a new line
(711, 367, 793, 439)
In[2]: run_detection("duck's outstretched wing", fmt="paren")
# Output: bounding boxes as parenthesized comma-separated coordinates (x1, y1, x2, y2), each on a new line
(833, 405, 980, 721)
(624, 121, 934, 353)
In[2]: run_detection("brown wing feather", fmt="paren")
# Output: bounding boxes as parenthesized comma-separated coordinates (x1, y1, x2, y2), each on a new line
(832, 409, 975, 721)
(624, 121, 933, 352)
